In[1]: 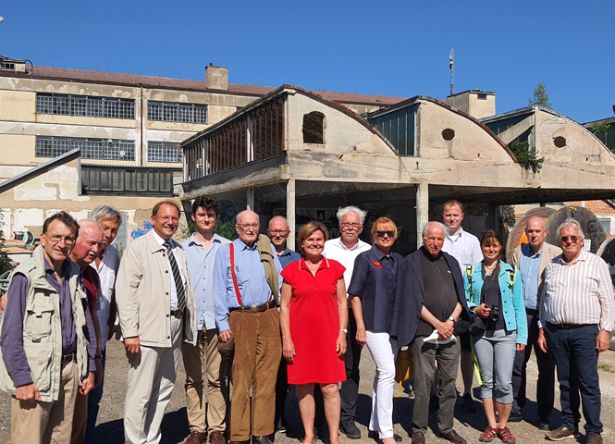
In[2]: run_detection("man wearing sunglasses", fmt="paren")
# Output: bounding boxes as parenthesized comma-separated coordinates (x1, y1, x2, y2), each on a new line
(538, 219, 614, 444)
(323, 206, 371, 439)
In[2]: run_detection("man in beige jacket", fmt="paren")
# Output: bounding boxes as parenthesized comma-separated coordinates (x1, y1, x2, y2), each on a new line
(510, 215, 561, 427)
(116, 200, 197, 444)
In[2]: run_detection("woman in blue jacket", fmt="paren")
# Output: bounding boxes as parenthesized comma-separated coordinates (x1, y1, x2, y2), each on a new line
(464, 230, 527, 444)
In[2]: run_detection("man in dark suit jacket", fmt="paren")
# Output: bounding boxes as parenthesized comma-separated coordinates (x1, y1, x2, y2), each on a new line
(391, 221, 469, 444)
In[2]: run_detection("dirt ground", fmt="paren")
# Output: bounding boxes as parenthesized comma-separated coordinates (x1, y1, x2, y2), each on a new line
(2, 338, 615, 444)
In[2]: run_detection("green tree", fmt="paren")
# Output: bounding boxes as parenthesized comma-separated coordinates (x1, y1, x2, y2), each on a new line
(529, 81, 552, 109)
(509, 139, 544, 172)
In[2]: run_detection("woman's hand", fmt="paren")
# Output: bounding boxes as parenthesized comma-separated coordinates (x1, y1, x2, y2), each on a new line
(516, 343, 526, 352)
(336, 332, 347, 358)
(474, 303, 491, 320)
(282, 336, 295, 363)
(355, 328, 366, 347)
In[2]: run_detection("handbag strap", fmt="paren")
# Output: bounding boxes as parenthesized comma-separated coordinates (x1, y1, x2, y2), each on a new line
(229, 243, 243, 306)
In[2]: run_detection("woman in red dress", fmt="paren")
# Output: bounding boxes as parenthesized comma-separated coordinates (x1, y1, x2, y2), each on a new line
(280, 221, 348, 444)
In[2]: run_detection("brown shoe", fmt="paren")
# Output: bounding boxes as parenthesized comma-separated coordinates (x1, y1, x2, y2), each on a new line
(586, 433, 603, 444)
(209, 431, 227, 444)
(411, 431, 425, 444)
(437, 429, 467, 444)
(185, 431, 206, 444)
(546, 426, 577, 441)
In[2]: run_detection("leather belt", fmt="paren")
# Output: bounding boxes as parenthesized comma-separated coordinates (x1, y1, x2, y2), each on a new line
(61, 353, 75, 366)
(548, 322, 594, 330)
(170, 309, 184, 318)
(230, 300, 276, 313)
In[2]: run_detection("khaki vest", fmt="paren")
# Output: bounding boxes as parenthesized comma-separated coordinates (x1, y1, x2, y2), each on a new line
(0, 246, 89, 402)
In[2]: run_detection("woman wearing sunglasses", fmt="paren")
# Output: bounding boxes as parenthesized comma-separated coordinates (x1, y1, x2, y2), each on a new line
(348, 217, 403, 444)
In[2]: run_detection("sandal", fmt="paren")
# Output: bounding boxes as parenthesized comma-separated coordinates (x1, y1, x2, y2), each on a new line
(479, 426, 497, 442)
(497, 427, 516, 444)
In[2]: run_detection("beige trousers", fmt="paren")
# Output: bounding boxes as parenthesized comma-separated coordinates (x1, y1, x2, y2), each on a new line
(124, 316, 182, 444)
(229, 308, 281, 440)
(70, 392, 88, 444)
(182, 328, 229, 433)
(11, 360, 80, 444)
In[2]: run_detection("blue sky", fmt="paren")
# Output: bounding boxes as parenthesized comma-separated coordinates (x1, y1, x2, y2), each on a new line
(1, 1, 613, 123)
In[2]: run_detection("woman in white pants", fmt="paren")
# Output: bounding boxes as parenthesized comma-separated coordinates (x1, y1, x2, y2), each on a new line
(348, 217, 403, 444)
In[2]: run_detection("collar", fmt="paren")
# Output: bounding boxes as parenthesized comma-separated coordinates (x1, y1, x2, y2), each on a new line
(235, 237, 258, 251)
(420, 246, 442, 262)
(278, 247, 293, 257)
(521, 243, 543, 258)
(186, 232, 222, 247)
(44, 258, 70, 279)
(367, 245, 394, 262)
(334, 237, 364, 251)
(299, 257, 330, 272)
(556, 249, 587, 265)
(446, 226, 465, 240)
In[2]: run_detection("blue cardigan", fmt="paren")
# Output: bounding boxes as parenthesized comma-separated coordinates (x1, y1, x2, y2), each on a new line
(463, 260, 527, 345)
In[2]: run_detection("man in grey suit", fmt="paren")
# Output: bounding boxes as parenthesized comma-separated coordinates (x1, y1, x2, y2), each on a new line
(510, 215, 561, 428)
(116, 200, 197, 444)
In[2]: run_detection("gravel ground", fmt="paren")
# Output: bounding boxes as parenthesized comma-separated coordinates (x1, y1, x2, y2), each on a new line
(2, 338, 615, 444)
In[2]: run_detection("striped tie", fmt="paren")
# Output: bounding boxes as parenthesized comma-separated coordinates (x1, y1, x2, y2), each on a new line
(163, 241, 186, 311)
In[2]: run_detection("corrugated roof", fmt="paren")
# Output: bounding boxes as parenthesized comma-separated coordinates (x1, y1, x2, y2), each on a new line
(0, 65, 405, 106)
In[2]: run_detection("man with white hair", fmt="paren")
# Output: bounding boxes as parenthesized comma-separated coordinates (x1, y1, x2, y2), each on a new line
(392, 222, 468, 444)
(538, 219, 614, 444)
(85, 205, 122, 443)
(323, 206, 371, 439)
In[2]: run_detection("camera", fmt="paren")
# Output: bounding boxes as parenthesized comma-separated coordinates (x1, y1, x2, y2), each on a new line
(488, 305, 500, 322)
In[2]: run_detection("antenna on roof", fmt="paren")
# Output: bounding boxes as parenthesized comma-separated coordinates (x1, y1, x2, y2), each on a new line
(449, 48, 455, 96)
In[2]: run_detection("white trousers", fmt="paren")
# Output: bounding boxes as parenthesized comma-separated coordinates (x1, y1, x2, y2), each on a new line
(366, 331, 397, 439)
(124, 316, 183, 444)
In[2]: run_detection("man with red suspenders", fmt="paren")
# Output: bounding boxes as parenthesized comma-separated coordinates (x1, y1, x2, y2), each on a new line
(214, 209, 283, 444)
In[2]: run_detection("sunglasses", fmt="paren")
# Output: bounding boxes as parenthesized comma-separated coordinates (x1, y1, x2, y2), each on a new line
(560, 236, 578, 242)
(376, 231, 395, 238)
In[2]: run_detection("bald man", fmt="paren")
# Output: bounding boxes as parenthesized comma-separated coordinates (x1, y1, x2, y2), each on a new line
(70, 220, 104, 444)
(215, 210, 283, 444)
(510, 216, 561, 428)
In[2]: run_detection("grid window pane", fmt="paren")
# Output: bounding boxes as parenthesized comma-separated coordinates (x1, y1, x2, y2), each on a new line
(148, 141, 181, 162)
(36, 136, 135, 160)
(148, 100, 207, 123)
(35, 93, 135, 119)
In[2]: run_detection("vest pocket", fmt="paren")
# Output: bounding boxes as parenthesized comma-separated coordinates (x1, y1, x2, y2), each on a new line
(24, 296, 55, 340)
(23, 342, 52, 392)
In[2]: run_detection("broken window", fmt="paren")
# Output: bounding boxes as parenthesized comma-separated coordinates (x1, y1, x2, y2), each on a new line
(302, 111, 325, 144)
(35, 93, 135, 119)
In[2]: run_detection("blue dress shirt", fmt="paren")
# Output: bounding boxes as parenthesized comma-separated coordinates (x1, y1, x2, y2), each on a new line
(182, 233, 230, 331)
(519, 244, 541, 310)
(278, 247, 301, 269)
(214, 238, 283, 331)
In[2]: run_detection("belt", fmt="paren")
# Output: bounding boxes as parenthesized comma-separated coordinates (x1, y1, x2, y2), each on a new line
(230, 300, 276, 313)
(548, 322, 594, 330)
(170, 309, 184, 318)
(525, 308, 539, 315)
(61, 353, 75, 366)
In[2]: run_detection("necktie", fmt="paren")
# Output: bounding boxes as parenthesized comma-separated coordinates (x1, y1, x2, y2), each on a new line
(163, 241, 186, 311)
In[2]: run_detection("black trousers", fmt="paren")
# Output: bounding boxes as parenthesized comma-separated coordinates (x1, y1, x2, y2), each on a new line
(511, 309, 555, 421)
(340, 309, 362, 423)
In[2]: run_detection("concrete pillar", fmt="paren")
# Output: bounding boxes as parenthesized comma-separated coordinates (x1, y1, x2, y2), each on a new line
(416, 182, 429, 246)
(246, 188, 254, 211)
(286, 178, 296, 250)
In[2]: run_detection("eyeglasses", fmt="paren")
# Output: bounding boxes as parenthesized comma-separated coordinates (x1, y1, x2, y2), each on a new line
(268, 229, 289, 235)
(560, 236, 579, 243)
(237, 223, 259, 231)
(341, 222, 362, 229)
(48, 235, 76, 246)
(375, 231, 395, 238)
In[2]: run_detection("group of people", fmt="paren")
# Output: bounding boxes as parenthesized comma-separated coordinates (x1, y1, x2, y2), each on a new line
(0, 198, 612, 444)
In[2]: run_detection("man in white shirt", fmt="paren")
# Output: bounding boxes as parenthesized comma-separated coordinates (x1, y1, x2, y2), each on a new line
(441, 200, 482, 412)
(323, 206, 371, 439)
(85, 205, 122, 443)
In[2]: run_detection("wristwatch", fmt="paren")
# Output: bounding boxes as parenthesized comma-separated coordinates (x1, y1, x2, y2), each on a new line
(448, 316, 456, 324)
(340, 328, 348, 334)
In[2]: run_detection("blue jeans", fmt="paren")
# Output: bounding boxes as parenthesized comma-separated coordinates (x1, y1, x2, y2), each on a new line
(85, 349, 106, 444)
(545, 323, 602, 434)
(472, 329, 516, 404)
